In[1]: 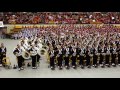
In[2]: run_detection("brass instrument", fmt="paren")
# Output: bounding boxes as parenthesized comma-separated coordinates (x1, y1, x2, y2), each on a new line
(2, 57, 11, 69)
(90, 53, 93, 66)
(22, 51, 31, 60)
(114, 51, 117, 65)
(39, 49, 46, 55)
(116, 52, 119, 65)
(55, 55, 58, 65)
(76, 55, 80, 66)
(38, 43, 48, 56)
(102, 53, 106, 65)
(69, 55, 72, 64)
(81, 53, 86, 66)
(97, 53, 100, 64)
(45, 51, 50, 63)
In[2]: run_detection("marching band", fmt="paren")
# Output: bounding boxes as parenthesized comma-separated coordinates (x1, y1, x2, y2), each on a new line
(43, 25, 120, 70)
(0, 24, 120, 71)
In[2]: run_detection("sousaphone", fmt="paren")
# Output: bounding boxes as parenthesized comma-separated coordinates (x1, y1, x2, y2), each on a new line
(22, 51, 31, 60)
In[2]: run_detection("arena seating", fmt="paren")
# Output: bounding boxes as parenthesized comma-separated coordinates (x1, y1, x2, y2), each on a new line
(0, 12, 120, 24)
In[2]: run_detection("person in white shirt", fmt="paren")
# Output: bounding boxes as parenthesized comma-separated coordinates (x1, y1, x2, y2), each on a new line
(28, 44, 38, 69)
(13, 44, 24, 71)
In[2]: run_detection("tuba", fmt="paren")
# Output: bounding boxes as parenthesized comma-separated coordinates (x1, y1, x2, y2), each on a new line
(22, 51, 31, 60)
(37, 48, 47, 56)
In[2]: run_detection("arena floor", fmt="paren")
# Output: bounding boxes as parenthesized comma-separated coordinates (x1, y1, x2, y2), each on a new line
(0, 39, 120, 78)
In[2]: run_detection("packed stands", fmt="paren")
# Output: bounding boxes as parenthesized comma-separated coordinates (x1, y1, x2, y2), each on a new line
(1, 12, 120, 24)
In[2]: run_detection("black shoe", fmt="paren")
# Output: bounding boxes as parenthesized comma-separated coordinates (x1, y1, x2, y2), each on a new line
(66, 67, 70, 70)
(107, 64, 111, 68)
(13, 65, 17, 69)
(59, 67, 63, 70)
(101, 65, 105, 68)
(27, 63, 31, 67)
(95, 65, 98, 68)
(22, 63, 25, 66)
(51, 67, 55, 70)
(81, 65, 84, 69)
(113, 64, 116, 67)
(88, 65, 91, 68)
(73, 66, 77, 69)
(3, 65, 5, 67)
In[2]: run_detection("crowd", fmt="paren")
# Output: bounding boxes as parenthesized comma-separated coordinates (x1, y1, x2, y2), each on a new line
(11, 24, 120, 40)
(1, 12, 120, 24)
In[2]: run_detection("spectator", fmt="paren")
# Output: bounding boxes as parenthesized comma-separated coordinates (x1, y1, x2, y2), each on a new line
(1, 12, 120, 24)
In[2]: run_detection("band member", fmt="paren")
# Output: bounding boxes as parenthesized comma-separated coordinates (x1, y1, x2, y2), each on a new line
(34, 42, 41, 63)
(54, 45, 59, 57)
(51, 39, 55, 48)
(49, 49, 55, 70)
(79, 47, 85, 68)
(79, 52, 85, 68)
(71, 47, 77, 69)
(105, 45, 111, 67)
(92, 47, 98, 68)
(85, 46, 91, 68)
(118, 50, 120, 65)
(61, 45, 66, 57)
(0, 45, 2, 66)
(64, 53, 70, 69)
(117, 45, 120, 65)
(29, 44, 38, 69)
(13, 44, 24, 71)
(56, 47, 63, 69)
(20, 41, 28, 65)
(69, 44, 73, 55)
(111, 45, 117, 66)
(0, 43, 7, 66)
(76, 45, 81, 55)
(98, 45, 104, 67)
(64, 47, 70, 69)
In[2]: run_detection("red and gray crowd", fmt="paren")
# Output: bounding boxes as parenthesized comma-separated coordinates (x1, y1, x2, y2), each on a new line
(1, 12, 120, 24)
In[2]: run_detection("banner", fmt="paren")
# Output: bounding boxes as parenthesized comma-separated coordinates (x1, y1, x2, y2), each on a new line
(0, 21, 4, 27)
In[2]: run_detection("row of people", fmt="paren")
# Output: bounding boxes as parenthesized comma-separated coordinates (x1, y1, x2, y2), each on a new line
(11, 24, 120, 40)
(1, 12, 120, 24)
(48, 44, 120, 70)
